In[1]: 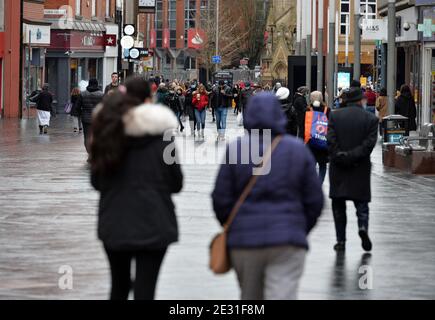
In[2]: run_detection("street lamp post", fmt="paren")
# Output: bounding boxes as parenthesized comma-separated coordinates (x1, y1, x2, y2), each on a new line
(306, 0, 312, 90)
(317, 0, 324, 92)
(327, 0, 336, 109)
(387, 0, 396, 115)
(215, 0, 220, 72)
(354, 0, 361, 81)
(296, 0, 302, 55)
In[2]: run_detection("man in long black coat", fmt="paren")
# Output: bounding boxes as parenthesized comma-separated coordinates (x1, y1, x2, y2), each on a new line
(293, 86, 309, 139)
(327, 87, 378, 252)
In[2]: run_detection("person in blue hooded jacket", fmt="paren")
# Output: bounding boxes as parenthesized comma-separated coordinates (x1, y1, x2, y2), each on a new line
(212, 93, 324, 300)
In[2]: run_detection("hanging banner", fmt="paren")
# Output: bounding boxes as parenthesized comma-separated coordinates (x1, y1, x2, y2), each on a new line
(187, 29, 206, 50)
(162, 28, 170, 49)
(149, 29, 156, 49)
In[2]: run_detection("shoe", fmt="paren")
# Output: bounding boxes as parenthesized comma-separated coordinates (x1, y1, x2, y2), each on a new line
(359, 229, 373, 252)
(201, 130, 205, 139)
(43, 126, 48, 134)
(334, 242, 346, 252)
(74, 128, 78, 133)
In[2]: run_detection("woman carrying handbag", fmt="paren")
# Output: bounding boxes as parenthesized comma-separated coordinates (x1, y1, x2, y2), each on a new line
(211, 93, 324, 300)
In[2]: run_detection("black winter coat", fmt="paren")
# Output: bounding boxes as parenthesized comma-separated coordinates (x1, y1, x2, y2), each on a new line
(70, 95, 81, 117)
(327, 104, 379, 202)
(211, 85, 233, 109)
(280, 100, 298, 136)
(293, 93, 308, 138)
(166, 92, 182, 114)
(184, 89, 195, 118)
(91, 104, 183, 251)
(32, 90, 53, 112)
(76, 86, 104, 124)
(395, 93, 417, 131)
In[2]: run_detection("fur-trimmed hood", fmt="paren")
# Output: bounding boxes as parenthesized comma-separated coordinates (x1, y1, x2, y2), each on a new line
(123, 103, 179, 137)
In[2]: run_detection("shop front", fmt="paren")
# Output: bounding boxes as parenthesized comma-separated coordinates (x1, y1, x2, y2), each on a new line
(22, 21, 51, 116)
(46, 29, 105, 113)
(417, 2, 435, 125)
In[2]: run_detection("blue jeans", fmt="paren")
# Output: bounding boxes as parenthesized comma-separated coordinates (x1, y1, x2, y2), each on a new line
(318, 163, 327, 185)
(366, 105, 376, 114)
(216, 107, 228, 135)
(194, 109, 206, 131)
(332, 199, 369, 243)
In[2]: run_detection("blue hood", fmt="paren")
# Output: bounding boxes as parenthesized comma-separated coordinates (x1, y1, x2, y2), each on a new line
(243, 92, 287, 135)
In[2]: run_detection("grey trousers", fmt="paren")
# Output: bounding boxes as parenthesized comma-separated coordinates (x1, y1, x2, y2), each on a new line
(230, 246, 307, 300)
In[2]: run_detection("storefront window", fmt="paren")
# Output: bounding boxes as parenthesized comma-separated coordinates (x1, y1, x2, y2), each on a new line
(88, 58, 97, 79)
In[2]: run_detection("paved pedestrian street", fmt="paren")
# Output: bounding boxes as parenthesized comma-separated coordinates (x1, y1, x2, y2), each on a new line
(0, 113, 434, 300)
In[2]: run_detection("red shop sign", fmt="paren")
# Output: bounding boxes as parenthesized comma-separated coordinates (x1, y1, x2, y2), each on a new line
(49, 30, 105, 52)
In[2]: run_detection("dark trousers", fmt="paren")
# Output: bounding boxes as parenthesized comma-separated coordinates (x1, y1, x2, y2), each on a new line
(82, 122, 92, 154)
(331, 199, 369, 243)
(104, 247, 167, 300)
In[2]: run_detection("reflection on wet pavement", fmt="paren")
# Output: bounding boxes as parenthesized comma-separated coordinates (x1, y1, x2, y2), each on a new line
(0, 114, 434, 300)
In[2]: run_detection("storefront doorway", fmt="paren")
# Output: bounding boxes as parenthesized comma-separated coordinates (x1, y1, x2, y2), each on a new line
(421, 47, 435, 125)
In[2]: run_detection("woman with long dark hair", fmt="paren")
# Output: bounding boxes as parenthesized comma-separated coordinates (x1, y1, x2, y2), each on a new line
(70, 87, 82, 133)
(90, 79, 183, 300)
(395, 85, 417, 131)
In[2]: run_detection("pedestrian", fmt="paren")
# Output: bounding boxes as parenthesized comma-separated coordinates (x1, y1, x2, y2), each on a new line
(90, 89, 183, 301)
(192, 84, 209, 139)
(275, 87, 298, 136)
(240, 82, 254, 114)
(185, 84, 197, 137)
(30, 84, 53, 135)
(293, 86, 310, 139)
(304, 91, 330, 184)
(395, 84, 417, 132)
(233, 84, 241, 114)
(364, 87, 377, 114)
(104, 72, 119, 95)
(212, 93, 323, 300)
(215, 80, 233, 141)
(176, 87, 186, 133)
(75, 78, 104, 155)
(156, 83, 168, 105)
(70, 87, 83, 134)
(166, 86, 185, 133)
(123, 76, 154, 104)
(327, 87, 378, 252)
(209, 82, 219, 123)
(376, 88, 388, 136)
(273, 82, 282, 93)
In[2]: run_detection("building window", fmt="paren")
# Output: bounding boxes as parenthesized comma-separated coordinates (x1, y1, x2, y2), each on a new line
(92, 0, 96, 17)
(106, 0, 111, 17)
(340, 0, 350, 35)
(360, 0, 377, 20)
(75, 0, 81, 16)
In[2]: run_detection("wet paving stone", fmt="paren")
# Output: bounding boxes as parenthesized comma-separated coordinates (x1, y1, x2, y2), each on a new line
(0, 114, 434, 300)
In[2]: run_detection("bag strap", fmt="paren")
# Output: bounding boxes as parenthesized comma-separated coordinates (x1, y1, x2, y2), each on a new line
(223, 135, 283, 233)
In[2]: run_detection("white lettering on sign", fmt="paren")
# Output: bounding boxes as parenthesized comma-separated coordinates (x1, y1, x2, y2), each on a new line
(82, 36, 96, 46)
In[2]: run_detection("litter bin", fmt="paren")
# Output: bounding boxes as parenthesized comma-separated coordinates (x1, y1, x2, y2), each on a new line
(382, 115, 409, 144)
